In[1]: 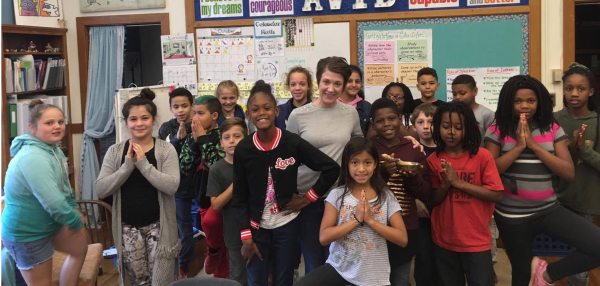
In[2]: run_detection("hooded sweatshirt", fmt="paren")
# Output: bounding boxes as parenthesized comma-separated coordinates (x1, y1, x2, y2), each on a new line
(554, 108, 600, 214)
(159, 118, 195, 198)
(1, 134, 82, 243)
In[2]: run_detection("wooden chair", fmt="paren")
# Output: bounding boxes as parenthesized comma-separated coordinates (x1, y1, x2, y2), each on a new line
(77, 200, 114, 251)
(51, 243, 103, 286)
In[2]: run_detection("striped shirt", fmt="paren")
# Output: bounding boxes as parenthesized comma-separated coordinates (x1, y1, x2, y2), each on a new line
(484, 123, 568, 221)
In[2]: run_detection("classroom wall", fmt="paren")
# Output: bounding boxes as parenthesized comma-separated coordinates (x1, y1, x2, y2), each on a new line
(63, 0, 185, 192)
(12, 0, 564, 192)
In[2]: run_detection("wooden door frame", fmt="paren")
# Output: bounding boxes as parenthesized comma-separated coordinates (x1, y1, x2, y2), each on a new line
(564, 0, 576, 71)
(76, 13, 170, 127)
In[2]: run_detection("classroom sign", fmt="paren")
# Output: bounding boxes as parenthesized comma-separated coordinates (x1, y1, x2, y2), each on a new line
(468, 0, 520, 6)
(249, 0, 294, 17)
(446, 66, 520, 111)
(254, 19, 284, 37)
(200, 0, 243, 18)
(364, 65, 395, 86)
(364, 41, 395, 64)
(409, 0, 459, 9)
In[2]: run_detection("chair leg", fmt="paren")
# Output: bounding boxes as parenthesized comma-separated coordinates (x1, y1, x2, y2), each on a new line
(98, 266, 103, 276)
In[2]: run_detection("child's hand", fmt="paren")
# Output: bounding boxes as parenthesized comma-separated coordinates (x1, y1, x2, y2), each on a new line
(177, 121, 187, 140)
(241, 239, 263, 267)
(131, 143, 145, 162)
(521, 114, 538, 150)
(516, 116, 527, 149)
(354, 191, 366, 223)
(126, 140, 135, 159)
(577, 124, 587, 150)
(399, 165, 423, 178)
(191, 115, 206, 141)
(282, 194, 311, 215)
(362, 190, 374, 225)
(415, 199, 430, 218)
(404, 136, 425, 155)
(441, 159, 460, 188)
(382, 153, 399, 175)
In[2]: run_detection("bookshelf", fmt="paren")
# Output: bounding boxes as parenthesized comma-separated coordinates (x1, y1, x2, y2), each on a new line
(1, 25, 74, 188)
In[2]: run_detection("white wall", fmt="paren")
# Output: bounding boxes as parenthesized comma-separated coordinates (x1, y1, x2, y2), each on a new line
(13, 0, 565, 191)
(541, 0, 564, 111)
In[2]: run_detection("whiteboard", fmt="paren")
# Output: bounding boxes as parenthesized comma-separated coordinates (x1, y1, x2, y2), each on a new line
(196, 22, 351, 83)
(114, 85, 174, 143)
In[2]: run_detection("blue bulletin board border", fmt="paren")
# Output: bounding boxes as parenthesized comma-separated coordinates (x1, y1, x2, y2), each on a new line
(358, 14, 529, 100)
(194, 0, 529, 22)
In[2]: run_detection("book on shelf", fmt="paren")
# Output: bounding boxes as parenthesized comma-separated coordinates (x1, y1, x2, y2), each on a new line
(7, 94, 70, 137)
(4, 57, 65, 93)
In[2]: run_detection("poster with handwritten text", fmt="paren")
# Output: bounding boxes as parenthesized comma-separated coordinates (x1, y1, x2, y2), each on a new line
(446, 67, 520, 111)
(364, 41, 395, 64)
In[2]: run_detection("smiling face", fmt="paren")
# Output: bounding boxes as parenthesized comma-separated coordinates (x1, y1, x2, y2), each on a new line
(288, 72, 309, 103)
(564, 73, 594, 110)
(169, 96, 193, 124)
(513, 89, 538, 120)
(249, 92, 279, 131)
(217, 87, 238, 114)
(346, 71, 362, 98)
(414, 112, 433, 141)
(318, 69, 345, 107)
(221, 125, 245, 157)
(417, 75, 440, 100)
(440, 111, 464, 151)
(372, 107, 400, 143)
(349, 151, 376, 186)
(29, 108, 65, 145)
(126, 106, 155, 139)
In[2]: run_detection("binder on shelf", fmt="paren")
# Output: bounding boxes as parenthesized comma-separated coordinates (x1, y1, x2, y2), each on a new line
(8, 104, 17, 138)
(4, 58, 14, 93)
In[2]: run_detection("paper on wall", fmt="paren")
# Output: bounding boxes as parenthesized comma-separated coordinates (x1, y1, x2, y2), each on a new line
(446, 67, 520, 111)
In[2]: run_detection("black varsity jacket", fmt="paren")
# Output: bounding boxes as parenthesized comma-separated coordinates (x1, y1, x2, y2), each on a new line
(232, 128, 340, 240)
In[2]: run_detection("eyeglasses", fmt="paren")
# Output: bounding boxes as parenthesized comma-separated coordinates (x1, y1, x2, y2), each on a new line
(387, 95, 405, 101)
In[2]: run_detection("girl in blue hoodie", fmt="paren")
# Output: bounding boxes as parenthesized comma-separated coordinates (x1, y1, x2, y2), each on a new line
(2, 99, 88, 286)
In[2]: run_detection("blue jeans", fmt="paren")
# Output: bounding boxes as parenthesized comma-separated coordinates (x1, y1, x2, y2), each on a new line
(175, 197, 195, 271)
(297, 198, 329, 274)
(247, 218, 299, 286)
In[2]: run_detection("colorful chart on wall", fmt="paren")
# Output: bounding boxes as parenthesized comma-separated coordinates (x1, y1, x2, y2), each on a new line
(358, 14, 528, 106)
(197, 35, 255, 82)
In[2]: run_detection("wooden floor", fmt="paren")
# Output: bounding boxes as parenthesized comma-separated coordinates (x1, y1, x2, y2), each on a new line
(97, 216, 600, 286)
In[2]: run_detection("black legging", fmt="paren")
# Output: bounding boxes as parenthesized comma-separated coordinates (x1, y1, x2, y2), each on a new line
(496, 205, 600, 286)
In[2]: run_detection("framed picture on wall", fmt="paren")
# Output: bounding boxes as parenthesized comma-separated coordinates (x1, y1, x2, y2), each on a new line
(79, 0, 165, 13)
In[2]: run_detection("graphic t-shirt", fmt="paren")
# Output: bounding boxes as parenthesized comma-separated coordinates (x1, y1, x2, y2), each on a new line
(259, 168, 299, 229)
(325, 186, 402, 286)
(426, 148, 503, 252)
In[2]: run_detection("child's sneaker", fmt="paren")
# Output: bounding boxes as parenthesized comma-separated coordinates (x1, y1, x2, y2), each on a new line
(204, 247, 224, 275)
(529, 257, 554, 286)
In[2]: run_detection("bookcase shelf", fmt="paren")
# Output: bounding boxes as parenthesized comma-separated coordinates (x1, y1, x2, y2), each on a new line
(6, 87, 65, 96)
(1, 24, 74, 188)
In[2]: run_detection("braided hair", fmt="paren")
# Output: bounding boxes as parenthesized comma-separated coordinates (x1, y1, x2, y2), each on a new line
(432, 101, 481, 157)
(494, 75, 554, 140)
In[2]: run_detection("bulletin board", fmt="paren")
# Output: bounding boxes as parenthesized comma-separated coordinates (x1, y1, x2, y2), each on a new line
(195, 22, 350, 99)
(359, 14, 528, 109)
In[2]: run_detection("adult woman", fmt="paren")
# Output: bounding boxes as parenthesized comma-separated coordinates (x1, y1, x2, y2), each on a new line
(286, 57, 363, 274)
(96, 89, 181, 286)
(338, 65, 371, 136)
(2, 100, 88, 286)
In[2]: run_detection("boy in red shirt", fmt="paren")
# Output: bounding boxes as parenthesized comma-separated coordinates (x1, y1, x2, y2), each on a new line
(426, 101, 503, 286)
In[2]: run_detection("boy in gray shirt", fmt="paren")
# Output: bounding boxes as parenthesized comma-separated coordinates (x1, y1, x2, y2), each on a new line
(206, 118, 249, 284)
